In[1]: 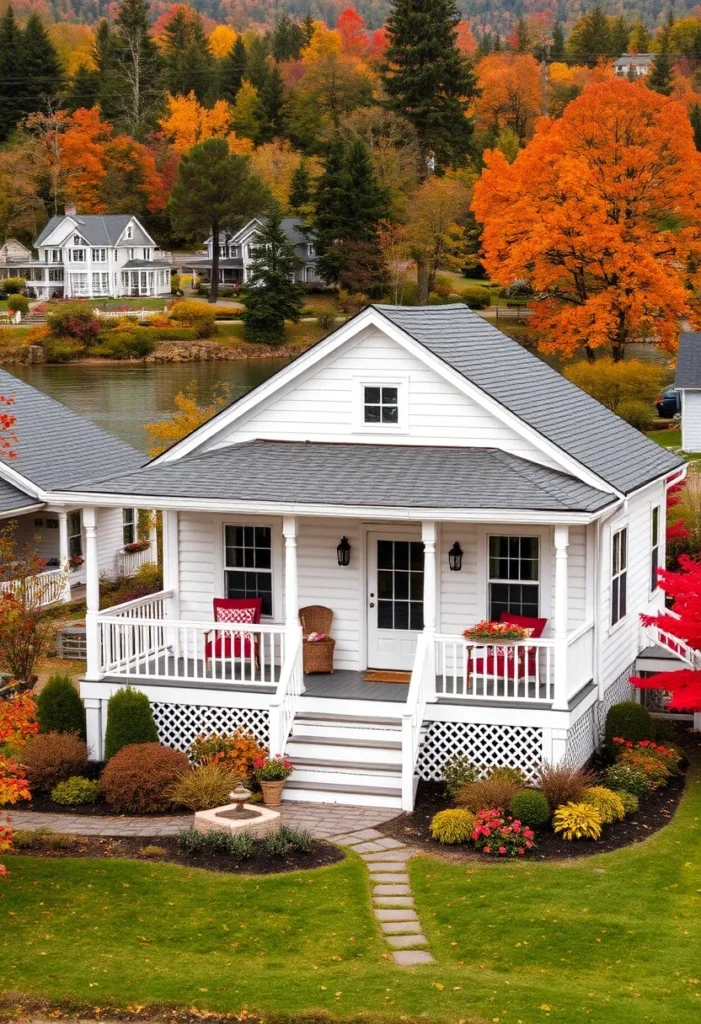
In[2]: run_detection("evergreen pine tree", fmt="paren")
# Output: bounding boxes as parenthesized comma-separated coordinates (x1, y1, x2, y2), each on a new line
(493, 34, 501, 52)
(93, 19, 123, 124)
(289, 160, 313, 218)
(567, 5, 612, 67)
(65, 64, 102, 113)
(648, 29, 675, 96)
(690, 104, 701, 151)
(515, 17, 531, 53)
(260, 63, 285, 140)
(19, 14, 65, 121)
(382, 0, 477, 170)
(272, 13, 306, 61)
(221, 35, 247, 102)
(551, 22, 565, 60)
(630, 20, 653, 54)
(302, 14, 314, 44)
(241, 212, 305, 344)
(113, 0, 164, 139)
(0, 6, 25, 140)
(477, 32, 493, 57)
(609, 16, 631, 58)
(163, 10, 216, 103)
(245, 35, 271, 91)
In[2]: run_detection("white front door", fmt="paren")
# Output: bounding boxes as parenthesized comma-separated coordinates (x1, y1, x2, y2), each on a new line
(367, 533, 424, 670)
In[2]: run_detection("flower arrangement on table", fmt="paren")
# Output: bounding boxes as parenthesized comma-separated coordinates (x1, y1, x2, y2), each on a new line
(254, 754, 294, 782)
(471, 808, 536, 857)
(463, 620, 532, 643)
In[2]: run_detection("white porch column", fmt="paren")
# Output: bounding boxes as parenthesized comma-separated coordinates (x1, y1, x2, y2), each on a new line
(84, 697, 103, 761)
(553, 525, 569, 711)
(83, 506, 101, 681)
(57, 510, 71, 603)
(282, 515, 299, 632)
(161, 510, 179, 617)
(422, 520, 438, 702)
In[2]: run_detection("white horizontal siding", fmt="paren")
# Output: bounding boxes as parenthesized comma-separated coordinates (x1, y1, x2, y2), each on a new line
(681, 390, 701, 451)
(211, 330, 561, 469)
(97, 506, 127, 576)
(12, 511, 60, 563)
(178, 512, 223, 622)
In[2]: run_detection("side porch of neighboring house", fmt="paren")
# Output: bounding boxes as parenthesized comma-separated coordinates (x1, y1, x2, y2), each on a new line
(78, 503, 615, 810)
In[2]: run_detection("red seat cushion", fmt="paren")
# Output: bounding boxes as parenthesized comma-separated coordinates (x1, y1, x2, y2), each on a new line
(206, 599, 262, 661)
(499, 612, 548, 638)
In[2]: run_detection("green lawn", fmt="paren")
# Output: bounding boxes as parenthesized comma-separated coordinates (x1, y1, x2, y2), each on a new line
(647, 428, 681, 449)
(3, 757, 700, 1023)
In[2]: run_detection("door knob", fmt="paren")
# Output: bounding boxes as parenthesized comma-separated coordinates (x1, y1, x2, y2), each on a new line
(369, 602, 375, 608)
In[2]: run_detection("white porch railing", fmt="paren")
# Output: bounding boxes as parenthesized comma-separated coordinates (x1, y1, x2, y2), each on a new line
(435, 622, 595, 705)
(0, 568, 68, 607)
(644, 621, 701, 669)
(401, 632, 428, 811)
(269, 628, 304, 755)
(117, 544, 156, 575)
(97, 590, 285, 685)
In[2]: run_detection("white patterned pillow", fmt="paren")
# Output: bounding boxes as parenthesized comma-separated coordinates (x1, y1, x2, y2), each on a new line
(216, 605, 256, 646)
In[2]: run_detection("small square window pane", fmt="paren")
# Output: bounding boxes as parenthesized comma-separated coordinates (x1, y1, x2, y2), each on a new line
(254, 526, 270, 548)
(382, 387, 398, 404)
(378, 570, 393, 599)
(378, 601, 393, 629)
(394, 601, 409, 630)
(243, 547, 255, 568)
(394, 543, 409, 570)
(410, 571, 423, 599)
(410, 603, 424, 630)
(365, 405, 381, 423)
(382, 405, 399, 424)
(394, 572, 409, 600)
(410, 542, 424, 570)
(365, 387, 380, 404)
(255, 547, 271, 569)
(378, 540, 393, 569)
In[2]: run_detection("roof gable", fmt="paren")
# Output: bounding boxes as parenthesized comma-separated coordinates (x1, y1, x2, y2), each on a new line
(34, 215, 156, 250)
(676, 333, 701, 389)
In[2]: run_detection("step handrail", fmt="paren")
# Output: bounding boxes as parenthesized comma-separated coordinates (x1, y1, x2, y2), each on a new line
(269, 627, 303, 756)
(401, 634, 427, 812)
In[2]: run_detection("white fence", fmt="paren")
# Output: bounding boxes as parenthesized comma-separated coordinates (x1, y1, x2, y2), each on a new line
(93, 308, 161, 320)
(117, 544, 156, 575)
(0, 568, 68, 607)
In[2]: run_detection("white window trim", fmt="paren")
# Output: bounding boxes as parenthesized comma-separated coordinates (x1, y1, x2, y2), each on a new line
(609, 522, 629, 631)
(218, 517, 283, 622)
(474, 525, 552, 629)
(486, 532, 542, 621)
(68, 510, 82, 558)
(123, 508, 136, 547)
(650, 503, 661, 594)
(352, 375, 409, 434)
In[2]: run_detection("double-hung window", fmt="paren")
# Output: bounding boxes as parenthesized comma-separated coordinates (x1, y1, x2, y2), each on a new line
(91, 248, 106, 262)
(488, 536, 540, 619)
(70, 248, 85, 262)
(611, 526, 628, 626)
(651, 507, 660, 592)
(68, 511, 82, 559)
(364, 386, 398, 424)
(122, 509, 136, 546)
(224, 525, 272, 616)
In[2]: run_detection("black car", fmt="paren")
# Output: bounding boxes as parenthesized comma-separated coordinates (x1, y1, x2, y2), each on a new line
(656, 387, 680, 418)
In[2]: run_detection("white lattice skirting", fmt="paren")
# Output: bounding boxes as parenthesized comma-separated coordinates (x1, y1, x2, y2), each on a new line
(596, 665, 635, 741)
(564, 705, 597, 767)
(417, 722, 544, 782)
(151, 702, 270, 753)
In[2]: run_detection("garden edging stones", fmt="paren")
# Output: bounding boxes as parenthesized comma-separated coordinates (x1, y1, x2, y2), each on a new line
(331, 828, 435, 966)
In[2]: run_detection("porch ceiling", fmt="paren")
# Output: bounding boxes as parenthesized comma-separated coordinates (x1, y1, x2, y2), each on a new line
(68, 439, 615, 514)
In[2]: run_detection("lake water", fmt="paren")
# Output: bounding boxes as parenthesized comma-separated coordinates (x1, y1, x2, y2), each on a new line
(11, 360, 291, 452)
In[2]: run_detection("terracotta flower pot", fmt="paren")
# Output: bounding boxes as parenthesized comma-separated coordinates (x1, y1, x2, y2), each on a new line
(260, 780, 285, 806)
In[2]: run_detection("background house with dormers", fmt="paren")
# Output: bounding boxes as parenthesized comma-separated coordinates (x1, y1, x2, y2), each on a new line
(184, 216, 321, 288)
(0, 207, 172, 300)
(56, 304, 685, 811)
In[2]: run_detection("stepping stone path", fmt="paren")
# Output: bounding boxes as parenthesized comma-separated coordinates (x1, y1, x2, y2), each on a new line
(331, 828, 435, 966)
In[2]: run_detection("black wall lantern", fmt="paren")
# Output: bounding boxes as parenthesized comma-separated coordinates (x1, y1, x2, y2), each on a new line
(448, 541, 463, 572)
(337, 536, 351, 566)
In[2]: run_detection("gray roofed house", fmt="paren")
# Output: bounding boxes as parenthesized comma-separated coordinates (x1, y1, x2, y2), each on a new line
(675, 332, 701, 451)
(34, 214, 154, 249)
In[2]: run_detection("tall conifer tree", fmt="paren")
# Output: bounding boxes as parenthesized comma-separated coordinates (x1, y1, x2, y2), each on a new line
(241, 212, 305, 344)
(381, 0, 476, 170)
(113, 0, 164, 139)
(0, 6, 24, 140)
(19, 14, 65, 121)
(221, 35, 247, 102)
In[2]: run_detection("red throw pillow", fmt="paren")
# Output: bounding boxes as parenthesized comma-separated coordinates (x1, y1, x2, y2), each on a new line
(500, 612, 547, 638)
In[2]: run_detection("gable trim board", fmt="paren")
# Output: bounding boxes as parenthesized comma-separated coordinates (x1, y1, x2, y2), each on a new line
(151, 305, 680, 497)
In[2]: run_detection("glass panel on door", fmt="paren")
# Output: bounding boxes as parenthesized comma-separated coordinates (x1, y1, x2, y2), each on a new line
(376, 540, 424, 632)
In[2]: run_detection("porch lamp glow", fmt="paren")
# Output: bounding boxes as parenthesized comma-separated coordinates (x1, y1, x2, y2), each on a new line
(448, 541, 463, 572)
(337, 536, 351, 566)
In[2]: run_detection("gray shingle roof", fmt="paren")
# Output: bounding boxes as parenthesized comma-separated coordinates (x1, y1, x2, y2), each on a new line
(375, 305, 682, 494)
(75, 439, 614, 513)
(35, 215, 154, 248)
(0, 368, 145, 492)
(121, 259, 171, 269)
(675, 333, 701, 389)
(0, 477, 41, 516)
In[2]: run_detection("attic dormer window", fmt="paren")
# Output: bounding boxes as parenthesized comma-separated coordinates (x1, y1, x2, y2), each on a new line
(364, 386, 398, 425)
(127, 226, 133, 239)
(73, 234, 80, 245)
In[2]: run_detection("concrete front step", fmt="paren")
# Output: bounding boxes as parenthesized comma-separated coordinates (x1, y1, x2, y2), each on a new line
(282, 781, 402, 809)
(285, 740, 402, 765)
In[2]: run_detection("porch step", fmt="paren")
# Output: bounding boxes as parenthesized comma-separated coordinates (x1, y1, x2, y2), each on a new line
(286, 741, 402, 766)
(283, 779, 403, 809)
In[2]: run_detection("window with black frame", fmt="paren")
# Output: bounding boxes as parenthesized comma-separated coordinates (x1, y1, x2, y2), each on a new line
(364, 386, 398, 424)
(68, 511, 82, 559)
(224, 525, 273, 616)
(122, 509, 136, 546)
(651, 507, 660, 592)
(488, 535, 539, 620)
(611, 526, 628, 626)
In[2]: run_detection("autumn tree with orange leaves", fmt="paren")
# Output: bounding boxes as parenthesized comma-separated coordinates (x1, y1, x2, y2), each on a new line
(473, 79, 701, 362)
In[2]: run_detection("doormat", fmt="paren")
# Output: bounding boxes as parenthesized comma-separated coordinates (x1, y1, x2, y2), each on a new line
(364, 670, 412, 684)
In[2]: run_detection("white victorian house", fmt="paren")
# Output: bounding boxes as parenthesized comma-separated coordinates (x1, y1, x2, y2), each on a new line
(0, 369, 153, 604)
(0, 208, 172, 300)
(58, 305, 684, 809)
(185, 217, 321, 288)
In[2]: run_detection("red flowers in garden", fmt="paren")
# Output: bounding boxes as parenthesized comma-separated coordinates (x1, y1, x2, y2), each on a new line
(471, 808, 536, 857)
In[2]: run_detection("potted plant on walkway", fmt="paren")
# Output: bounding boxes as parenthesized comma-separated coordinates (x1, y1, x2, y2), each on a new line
(254, 754, 293, 806)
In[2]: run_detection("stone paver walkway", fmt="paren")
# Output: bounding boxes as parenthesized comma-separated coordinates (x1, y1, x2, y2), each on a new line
(332, 828, 435, 966)
(7, 802, 394, 840)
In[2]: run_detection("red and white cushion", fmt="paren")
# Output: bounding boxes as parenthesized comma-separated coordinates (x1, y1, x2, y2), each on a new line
(215, 605, 256, 645)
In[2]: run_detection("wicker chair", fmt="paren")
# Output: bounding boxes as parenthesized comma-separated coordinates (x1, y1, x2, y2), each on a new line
(299, 605, 336, 674)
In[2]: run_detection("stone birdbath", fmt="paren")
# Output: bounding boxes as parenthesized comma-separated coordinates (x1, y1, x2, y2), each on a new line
(194, 780, 280, 838)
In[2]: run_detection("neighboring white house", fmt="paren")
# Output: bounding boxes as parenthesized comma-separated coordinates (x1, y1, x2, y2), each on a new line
(675, 332, 701, 451)
(184, 217, 322, 288)
(59, 304, 686, 809)
(0, 208, 172, 300)
(0, 368, 153, 605)
(613, 53, 655, 77)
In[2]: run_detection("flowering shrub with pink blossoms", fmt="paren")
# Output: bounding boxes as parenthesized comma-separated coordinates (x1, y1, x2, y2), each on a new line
(471, 807, 537, 857)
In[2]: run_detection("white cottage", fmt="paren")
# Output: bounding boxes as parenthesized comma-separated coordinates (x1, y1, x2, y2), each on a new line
(0, 368, 153, 603)
(675, 331, 701, 451)
(185, 217, 321, 288)
(59, 305, 685, 809)
(0, 208, 172, 300)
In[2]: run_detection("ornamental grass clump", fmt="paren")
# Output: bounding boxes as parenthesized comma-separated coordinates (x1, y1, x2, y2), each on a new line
(552, 802, 603, 841)
(178, 826, 255, 860)
(509, 789, 551, 828)
(456, 776, 522, 813)
(441, 753, 479, 796)
(536, 762, 596, 809)
(430, 808, 475, 845)
(471, 808, 536, 857)
(581, 786, 625, 823)
(168, 760, 237, 811)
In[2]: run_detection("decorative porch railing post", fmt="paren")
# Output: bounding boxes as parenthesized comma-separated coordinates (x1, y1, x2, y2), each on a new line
(282, 515, 303, 690)
(422, 520, 438, 702)
(162, 510, 180, 660)
(553, 525, 569, 711)
(58, 510, 71, 603)
(84, 506, 101, 681)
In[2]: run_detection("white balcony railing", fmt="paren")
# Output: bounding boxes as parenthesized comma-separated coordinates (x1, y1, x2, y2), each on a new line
(97, 590, 285, 685)
(0, 568, 68, 607)
(117, 543, 155, 575)
(269, 628, 304, 755)
(435, 622, 595, 705)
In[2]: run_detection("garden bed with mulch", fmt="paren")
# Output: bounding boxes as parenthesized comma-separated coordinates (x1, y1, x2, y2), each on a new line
(378, 762, 689, 861)
(8, 831, 344, 875)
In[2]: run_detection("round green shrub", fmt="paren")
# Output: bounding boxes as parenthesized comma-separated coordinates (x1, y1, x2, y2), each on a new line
(509, 788, 551, 828)
(430, 808, 475, 845)
(37, 674, 85, 739)
(104, 687, 158, 761)
(602, 761, 651, 798)
(41, 337, 85, 362)
(4, 277, 25, 294)
(7, 294, 29, 315)
(618, 790, 639, 816)
(605, 701, 656, 755)
(461, 285, 491, 309)
(93, 331, 155, 359)
(51, 776, 101, 806)
(441, 753, 479, 796)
